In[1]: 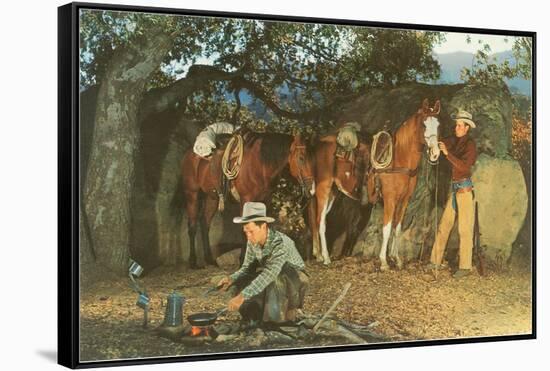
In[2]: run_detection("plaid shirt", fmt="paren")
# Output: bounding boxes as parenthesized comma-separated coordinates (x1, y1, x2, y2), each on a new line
(230, 228, 305, 299)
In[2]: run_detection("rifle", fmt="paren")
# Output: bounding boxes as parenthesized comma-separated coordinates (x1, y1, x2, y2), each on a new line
(474, 201, 486, 276)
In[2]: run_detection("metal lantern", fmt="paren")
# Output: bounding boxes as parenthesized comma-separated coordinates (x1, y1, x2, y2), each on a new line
(128, 259, 149, 328)
(136, 292, 150, 310)
(162, 290, 185, 327)
(128, 259, 144, 294)
(129, 260, 144, 277)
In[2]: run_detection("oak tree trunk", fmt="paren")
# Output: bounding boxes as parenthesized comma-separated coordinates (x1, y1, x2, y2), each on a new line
(82, 30, 173, 275)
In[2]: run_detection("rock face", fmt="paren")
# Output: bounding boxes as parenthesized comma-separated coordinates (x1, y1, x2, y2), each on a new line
(152, 115, 198, 266)
(129, 114, 199, 267)
(449, 84, 514, 158)
(215, 248, 242, 268)
(130, 113, 244, 268)
(471, 154, 528, 262)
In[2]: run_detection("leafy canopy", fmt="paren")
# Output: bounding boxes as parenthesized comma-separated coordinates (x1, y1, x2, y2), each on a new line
(80, 10, 445, 124)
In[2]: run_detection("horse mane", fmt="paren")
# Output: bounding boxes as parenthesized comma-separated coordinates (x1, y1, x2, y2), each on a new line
(394, 112, 422, 152)
(247, 132, 294, 168)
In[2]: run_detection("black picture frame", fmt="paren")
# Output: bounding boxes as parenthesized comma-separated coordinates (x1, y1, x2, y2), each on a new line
(58, 2, 536, 368)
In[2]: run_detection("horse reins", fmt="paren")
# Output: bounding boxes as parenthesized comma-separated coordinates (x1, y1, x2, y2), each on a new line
(292, 144, 314, 202)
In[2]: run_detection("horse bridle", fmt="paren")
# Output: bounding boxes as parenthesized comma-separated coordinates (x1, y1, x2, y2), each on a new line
(423, 115, 440, 166)
(292, 144, 314, 188)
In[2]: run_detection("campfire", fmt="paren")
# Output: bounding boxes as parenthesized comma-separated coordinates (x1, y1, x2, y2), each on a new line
(188, 325, 217, 338)
(158, 314, 387, 349)
(156, 283, 388, 347)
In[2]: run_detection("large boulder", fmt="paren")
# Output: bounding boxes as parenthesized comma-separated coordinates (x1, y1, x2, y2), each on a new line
(339, 83, 464, 136)
(153, 115, 198, 265)
(215, 248, 241, 268)
(471, 154, 528, 262)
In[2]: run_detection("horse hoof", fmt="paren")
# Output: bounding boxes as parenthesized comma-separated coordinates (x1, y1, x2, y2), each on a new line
(393, 258, 403, 270)
(380, 264, 389, 272)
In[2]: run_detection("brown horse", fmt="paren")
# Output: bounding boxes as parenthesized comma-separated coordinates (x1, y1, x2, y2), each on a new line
(372, 99, 441, 271)
(181, 132, 315, 268)
(308, 130, 371, 265)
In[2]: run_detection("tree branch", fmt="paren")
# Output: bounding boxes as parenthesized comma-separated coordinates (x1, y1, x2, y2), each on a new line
(139, 63, 357, 125)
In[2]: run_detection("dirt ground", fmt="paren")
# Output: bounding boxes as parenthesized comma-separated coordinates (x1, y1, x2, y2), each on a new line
(79, 257, 532, 362)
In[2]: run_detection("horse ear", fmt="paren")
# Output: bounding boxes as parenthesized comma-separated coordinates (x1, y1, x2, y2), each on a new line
(433, 100, 441, 115)
(422, 98, 430, 113)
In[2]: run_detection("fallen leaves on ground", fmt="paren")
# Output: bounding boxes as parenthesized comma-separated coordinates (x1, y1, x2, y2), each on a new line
(79, 257, 532, 361)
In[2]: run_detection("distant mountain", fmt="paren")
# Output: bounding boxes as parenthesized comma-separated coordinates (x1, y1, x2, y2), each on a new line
(434, 51, 476, 84)
(494, 50, 532, 96)
(433, 51, 531, 96)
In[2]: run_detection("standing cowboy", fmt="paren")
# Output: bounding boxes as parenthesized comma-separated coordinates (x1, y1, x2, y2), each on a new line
(217, 202, 309, 324)
(429, 110, 477, 278)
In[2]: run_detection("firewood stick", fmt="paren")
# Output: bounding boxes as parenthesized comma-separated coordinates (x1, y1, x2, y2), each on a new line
(335, 324, 367, 344)
(313, 282, 352, 333)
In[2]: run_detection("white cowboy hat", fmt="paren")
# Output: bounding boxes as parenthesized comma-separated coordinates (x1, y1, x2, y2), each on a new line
(451, 109, 476, 128)
(233, 202, 275, 224)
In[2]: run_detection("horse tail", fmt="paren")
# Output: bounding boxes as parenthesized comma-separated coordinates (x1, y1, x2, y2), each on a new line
(343, 201, 374, 256)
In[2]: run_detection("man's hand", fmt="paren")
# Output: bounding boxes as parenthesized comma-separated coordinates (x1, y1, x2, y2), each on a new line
(438, 141, 448, 156)
(217, 276, 233, 291)
(228, 293, 245, 312)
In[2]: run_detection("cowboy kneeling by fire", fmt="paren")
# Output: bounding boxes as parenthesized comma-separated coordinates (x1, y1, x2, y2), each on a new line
(217, 202, 309, 325)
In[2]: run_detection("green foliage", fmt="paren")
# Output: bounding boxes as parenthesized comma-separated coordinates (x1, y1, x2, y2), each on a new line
(270, 177, 308, 243)
(79, 9, 218, 89)
(512, 94, 532, 122)
(81, 10, 445, 124)
(461, 37, 532, 85)
(338, 29, 444, 88)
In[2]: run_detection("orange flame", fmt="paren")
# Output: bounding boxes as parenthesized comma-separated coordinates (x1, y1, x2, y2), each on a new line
(190, 326, 209, 337)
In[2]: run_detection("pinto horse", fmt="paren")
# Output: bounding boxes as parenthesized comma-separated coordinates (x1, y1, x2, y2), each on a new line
(308, 131, 371, 265)
(181, 132, 315, 269)
(372, 99, 441, 271)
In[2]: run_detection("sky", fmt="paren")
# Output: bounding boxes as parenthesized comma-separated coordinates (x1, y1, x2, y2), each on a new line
(434, 32, 514, 54)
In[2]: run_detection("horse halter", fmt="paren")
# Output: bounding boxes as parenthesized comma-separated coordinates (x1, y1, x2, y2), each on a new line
(291, 144, 313, 187)
(422, 114, 440, 165)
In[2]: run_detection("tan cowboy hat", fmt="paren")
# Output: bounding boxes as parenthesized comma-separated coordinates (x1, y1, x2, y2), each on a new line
(451, 109, 476, 128)
(233, 202, 275, 224)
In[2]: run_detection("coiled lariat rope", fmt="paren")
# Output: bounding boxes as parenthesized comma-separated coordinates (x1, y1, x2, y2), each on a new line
(370, 131, 393, 169)
(222, 134, 244, 180)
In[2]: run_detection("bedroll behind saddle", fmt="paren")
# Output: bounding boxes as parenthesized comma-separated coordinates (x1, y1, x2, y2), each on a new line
(336, 122, 361, 151)
(333, 136, 369, 200)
